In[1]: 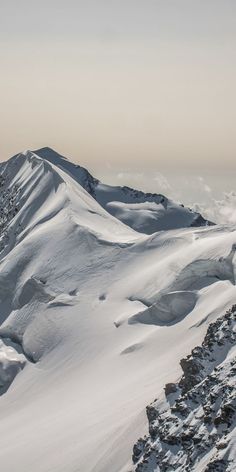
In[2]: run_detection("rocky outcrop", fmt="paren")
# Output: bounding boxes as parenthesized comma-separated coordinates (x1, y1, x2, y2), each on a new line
(132, 305, 236, 471)
(0, 172, 21, 253)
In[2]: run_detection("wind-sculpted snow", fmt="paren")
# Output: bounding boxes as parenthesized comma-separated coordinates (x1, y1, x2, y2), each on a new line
(0, 148, 234, 472)
(132, 305, 236, 472)
(128, 244, 235, 326)
(129, 291, 198, 325)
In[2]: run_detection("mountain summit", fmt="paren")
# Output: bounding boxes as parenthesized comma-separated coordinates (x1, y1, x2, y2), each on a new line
(34, 147, 212, 233)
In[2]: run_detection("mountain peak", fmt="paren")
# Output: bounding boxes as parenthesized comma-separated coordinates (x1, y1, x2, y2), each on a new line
(4, 147, 213, 234)
(30, 147, 213, 233)
(34, 146, 70, 162)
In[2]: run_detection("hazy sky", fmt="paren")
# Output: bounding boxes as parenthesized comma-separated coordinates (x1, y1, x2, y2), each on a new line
(1, 0, 236, 172)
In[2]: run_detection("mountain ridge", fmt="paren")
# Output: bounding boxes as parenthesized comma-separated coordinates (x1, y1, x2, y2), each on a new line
(32, 147, 213, 233)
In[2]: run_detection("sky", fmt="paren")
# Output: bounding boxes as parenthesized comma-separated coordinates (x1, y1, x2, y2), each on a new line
(0, 0, 236, 178)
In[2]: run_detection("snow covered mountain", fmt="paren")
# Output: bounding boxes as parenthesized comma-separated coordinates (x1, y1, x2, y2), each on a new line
(34, 147, 212, 233)
(0, 148, 234, 472)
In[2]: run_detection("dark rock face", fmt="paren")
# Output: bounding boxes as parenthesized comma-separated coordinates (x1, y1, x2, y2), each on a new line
(132, 305, 236, 471)
(190, 213, 214, 227)
(0, 171, 21, 254)
(164, 383, 177, 396)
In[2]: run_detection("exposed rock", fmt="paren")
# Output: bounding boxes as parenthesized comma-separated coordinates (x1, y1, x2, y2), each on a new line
(132, 305, 236, 471)
(164, 382, 178, 396)
(0, 171, 21, 254)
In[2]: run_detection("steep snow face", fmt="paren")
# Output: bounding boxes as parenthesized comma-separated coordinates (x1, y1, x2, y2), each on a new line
(35, 147, 212, 233)
(0, 150, 138, 247)
(133, 305, 236, 472)
(0, 150, 234, 472)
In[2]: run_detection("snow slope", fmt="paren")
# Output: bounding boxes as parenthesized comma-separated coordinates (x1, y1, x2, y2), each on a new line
(0, 149, 234, 472)
(35, 147, 212, 233)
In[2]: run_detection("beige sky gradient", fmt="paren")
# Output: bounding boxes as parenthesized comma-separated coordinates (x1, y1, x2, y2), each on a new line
(0, 1, 236, 172)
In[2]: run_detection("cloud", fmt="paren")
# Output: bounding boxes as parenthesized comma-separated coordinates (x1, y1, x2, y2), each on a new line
(215, 191, 236, 224)
(153, 172, 172, 191)
(204, 184, 211, 193)
(197, 176, 212, 194)
(117, 171, 144, 182)
(195, 191, 236, 225)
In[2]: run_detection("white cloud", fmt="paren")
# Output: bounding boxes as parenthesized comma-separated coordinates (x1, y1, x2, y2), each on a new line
(153, 172, 172, 191)
(196, 191, 236, 225)
(204, 184, 211, 193)
(117, 172, 143, 181)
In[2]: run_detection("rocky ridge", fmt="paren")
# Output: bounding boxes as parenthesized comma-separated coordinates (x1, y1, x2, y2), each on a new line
(133, 305, 236, 471)
(0, 171, 21, 253)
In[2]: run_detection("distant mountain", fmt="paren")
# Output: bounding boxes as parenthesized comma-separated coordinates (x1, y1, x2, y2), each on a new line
(35, 147, 213, 233)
